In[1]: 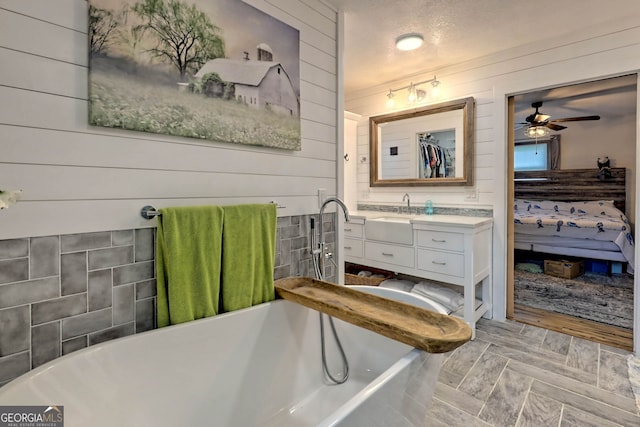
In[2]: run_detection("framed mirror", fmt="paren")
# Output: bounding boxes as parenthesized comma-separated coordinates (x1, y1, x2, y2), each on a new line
(369, 97, 475, 187)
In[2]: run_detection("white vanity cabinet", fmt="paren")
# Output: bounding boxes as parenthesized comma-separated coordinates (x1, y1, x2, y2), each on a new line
(414, 219, 492, 337)
(345, 214, 493, 337)
(343, 218, 365, 260)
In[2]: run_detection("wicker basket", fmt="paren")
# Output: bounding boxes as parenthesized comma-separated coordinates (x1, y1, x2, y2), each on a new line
(344, 265, 392, 286)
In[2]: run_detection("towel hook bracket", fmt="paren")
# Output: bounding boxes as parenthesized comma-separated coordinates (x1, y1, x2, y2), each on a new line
(141, 205, 160, 220)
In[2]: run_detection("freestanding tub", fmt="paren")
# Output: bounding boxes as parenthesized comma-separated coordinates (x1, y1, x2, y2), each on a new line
(0, 291, 446, 427)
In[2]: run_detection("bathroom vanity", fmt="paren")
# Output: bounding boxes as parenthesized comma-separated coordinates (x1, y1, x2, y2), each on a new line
(344, 213, 492, 336)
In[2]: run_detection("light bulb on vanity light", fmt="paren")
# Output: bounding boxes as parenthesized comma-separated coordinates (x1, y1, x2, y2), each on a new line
(430, 79, 440, 98)
(385, 89, 395, 108)
(407, 83, 417, 102)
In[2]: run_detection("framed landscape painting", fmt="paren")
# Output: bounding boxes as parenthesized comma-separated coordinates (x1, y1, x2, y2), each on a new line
(88, 0, 301, 150)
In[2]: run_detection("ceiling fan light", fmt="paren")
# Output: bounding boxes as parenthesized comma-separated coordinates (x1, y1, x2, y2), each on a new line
(396, 33, 424, 51)
(524, 126, 550, 138)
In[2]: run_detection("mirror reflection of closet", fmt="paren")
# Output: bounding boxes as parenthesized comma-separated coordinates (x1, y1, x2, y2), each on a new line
(417, 130, 456, 178)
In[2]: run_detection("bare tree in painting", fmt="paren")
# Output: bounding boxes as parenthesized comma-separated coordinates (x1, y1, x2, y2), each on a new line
(132, 0, 225, 80)
(89, 5, 124, 55)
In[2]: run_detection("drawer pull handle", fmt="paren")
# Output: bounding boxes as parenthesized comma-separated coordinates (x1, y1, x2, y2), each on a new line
(345, 246, 352, 250)
(432, 238, 446, 243)
(432, 260, 447, 265)
(344, 228, 352, 232)
(382, 252, 394, 257)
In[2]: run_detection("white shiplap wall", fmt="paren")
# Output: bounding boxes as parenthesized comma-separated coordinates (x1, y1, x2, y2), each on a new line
(0, 0, 339, 240)
(345, 17, 640, 350)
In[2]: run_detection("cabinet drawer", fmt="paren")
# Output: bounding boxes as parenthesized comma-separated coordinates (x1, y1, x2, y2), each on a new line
(417, 249, 464, 277)
(344, 238, 363, 258)
(417, 230, 464, 252)
(344, 223, 364, 238)
(365, 241, 414, 268)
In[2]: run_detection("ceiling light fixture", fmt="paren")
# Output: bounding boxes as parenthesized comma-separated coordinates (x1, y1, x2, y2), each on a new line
(524, 126, 550, 138)
(395, 33, 424, 51)
(385, 76, 440, 106)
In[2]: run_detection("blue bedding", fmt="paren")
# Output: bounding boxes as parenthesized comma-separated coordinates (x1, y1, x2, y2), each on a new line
(514, 199, 634, 265)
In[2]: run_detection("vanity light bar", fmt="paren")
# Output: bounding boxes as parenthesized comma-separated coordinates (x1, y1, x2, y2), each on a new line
(386, 76, 440, 106)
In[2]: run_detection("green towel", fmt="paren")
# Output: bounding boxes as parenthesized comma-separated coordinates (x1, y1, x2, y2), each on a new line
(156, 205, 224, 327)
(220, 204, 277, 312)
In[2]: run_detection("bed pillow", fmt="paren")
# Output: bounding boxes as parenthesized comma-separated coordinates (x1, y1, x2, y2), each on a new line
(514, 199, 573, 213)
(514, 199, 626, 220)
(574, 200, 623, 217)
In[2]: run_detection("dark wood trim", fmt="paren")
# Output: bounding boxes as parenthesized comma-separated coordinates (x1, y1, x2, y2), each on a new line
(511, 304, 633, 351)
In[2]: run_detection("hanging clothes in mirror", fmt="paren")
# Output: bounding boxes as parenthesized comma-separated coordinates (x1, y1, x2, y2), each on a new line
(418, 132, 453, 178)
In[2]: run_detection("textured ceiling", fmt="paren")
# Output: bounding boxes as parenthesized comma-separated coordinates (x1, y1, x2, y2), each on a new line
(328, 0, 640, 96)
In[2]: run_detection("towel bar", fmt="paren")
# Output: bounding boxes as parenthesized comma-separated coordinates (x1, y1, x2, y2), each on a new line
(140, 202, 286, 220)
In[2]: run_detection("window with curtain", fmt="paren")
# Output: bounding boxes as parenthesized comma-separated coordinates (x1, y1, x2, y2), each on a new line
(514, 135, 560, 171)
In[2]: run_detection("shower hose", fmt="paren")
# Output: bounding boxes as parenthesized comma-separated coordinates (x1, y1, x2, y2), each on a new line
(311, 217, 349, 385)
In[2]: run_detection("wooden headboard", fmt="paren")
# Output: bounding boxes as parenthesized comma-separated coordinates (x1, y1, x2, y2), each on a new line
(514, 168, 626, 212)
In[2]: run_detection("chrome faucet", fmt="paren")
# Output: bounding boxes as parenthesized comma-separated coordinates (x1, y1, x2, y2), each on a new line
(317, 197, 350, 279)
(402, 193, 411, 214)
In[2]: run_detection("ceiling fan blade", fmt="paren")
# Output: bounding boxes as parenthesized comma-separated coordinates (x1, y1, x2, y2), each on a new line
(525, 113, 550, 123)
(533, 113, 550, 123)
(545, 123, 567, 131)
(551, 115, 601, 122)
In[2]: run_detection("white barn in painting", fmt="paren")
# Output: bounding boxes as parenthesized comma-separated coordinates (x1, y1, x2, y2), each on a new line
(195, 46, 299, 116)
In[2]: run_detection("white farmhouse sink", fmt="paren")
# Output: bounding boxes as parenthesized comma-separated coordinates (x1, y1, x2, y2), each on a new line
(365, 216, 414, 245)
(368, 216, 411, 223)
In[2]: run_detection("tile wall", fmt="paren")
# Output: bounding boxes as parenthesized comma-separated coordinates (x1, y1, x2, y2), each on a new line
(0, 213, 334, 386)
(357, 203, 493, 217)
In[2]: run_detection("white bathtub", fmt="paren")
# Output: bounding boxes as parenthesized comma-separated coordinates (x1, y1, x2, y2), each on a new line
(351, 285, 449, 314)
(0, 292, 445, 427)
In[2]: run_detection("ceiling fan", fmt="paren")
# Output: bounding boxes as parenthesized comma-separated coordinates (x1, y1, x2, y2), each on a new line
(518, 101, 601, 131)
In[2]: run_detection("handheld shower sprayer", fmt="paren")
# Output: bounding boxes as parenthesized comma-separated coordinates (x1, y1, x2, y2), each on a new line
(310, 197, 350, 385)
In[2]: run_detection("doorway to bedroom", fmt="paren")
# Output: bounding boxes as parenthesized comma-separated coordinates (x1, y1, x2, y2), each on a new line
(507, 74, 638, 350)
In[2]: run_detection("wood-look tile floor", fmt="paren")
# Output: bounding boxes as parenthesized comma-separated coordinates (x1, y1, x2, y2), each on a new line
(427, 318, 640, 427)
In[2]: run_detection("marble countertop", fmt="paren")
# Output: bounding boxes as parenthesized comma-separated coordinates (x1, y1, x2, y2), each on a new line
(348, 210, 493, 227)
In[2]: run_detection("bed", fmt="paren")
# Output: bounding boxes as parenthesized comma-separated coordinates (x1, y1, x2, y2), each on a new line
(513, 168, 635, 271)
